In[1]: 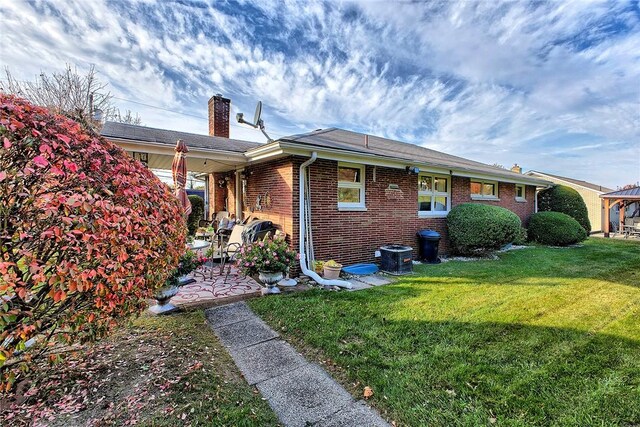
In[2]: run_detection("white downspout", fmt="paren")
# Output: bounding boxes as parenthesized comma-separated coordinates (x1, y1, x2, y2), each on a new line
(299, 152, 352, 288)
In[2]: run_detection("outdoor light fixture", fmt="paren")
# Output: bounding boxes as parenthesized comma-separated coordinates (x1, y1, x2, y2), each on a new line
(405, 166, 420, 174)
(132, 152, 148, 167)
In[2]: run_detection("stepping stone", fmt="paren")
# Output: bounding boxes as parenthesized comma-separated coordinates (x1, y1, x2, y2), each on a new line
(346, 280, 373, 291)
(317, 400, 391, 427)
(213, 317, 279, 350)
(256, 363, 353, 427)
(204, 301, 254, 327)
(358, 275, 391, 286)
(229, 339, 307, 385)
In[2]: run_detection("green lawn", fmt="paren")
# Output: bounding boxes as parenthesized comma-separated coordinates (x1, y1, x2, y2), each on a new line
(249, 238, 640, 426)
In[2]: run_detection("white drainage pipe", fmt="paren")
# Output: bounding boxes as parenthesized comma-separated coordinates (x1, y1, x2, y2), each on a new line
(299, 152, 352, 288)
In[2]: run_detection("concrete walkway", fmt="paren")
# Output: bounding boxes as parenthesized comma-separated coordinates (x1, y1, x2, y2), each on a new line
(205, 302, 390, 427)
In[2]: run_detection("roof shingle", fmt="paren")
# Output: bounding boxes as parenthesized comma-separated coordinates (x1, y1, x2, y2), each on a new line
(527, 171, 613, 193)
(282, 128, 548, 184)
(101, 121, 260, 153)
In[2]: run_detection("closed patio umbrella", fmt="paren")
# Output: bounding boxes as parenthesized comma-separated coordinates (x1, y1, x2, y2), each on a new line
(172, 139, 192, 216)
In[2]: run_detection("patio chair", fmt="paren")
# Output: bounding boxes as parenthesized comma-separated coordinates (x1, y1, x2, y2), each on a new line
(624, 217, 640, 238)
(212, 211, 230, 231)
(207, 224, 245, 281)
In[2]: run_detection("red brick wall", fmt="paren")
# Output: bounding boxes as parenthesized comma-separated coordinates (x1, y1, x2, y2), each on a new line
(208, 172, 230, 217)
(451, 176, 536, 225)
(293, 158, 535, 266)
(294, 158, 447, 266)
(246, 157, 536, 268)
(243, 158, 295, 241)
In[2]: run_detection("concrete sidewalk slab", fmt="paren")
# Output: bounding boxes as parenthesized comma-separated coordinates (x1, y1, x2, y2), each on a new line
(204, 301, 254, 328)
(229, 339, 307, 385)
(213, 316, 278, 350)
(346, 280, 373, 291)
(358, 275, 391, 286)
(256, 363, 353, 427)
(316, 400, 390, 426)
(205, 301, 390, 427)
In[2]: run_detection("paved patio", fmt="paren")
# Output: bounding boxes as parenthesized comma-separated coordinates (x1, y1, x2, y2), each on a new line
(170, 265, 263, 308)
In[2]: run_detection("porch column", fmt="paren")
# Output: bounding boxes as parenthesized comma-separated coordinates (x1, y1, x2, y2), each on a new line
(207, 173, 216, 220)
(603, 198, 610, 237)
(620, 200, 625, 235)
(235, 169, 243, 221)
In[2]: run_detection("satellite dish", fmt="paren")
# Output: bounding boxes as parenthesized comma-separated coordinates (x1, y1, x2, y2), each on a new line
(236, 100, 272, 142)
(253, 101, 262, 126)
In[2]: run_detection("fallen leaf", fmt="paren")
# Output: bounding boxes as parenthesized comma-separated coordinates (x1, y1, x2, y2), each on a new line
(363, 386, 373, 399)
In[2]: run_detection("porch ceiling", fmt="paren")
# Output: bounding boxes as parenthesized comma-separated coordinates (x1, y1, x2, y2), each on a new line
(146, 153, 240, 173)
(107, 137, 247, 173)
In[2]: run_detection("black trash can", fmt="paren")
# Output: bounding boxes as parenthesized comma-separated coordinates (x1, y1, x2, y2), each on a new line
(417, 229, 441, 263)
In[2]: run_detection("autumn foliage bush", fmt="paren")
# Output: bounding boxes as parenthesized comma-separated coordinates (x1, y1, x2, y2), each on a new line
(0, 95, 186, 389)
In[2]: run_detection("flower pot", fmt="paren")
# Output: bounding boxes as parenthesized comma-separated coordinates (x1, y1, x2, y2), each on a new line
(258, 271, 284, 294)
(323, 265, 342, 280)
(149, 285, 180, 315)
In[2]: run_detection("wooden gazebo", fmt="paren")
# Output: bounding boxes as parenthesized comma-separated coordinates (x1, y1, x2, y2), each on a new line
(601, 187, 640, 237)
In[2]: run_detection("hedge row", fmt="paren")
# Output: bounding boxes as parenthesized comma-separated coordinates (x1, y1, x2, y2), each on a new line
(446, 203, 587, 254)
(537, 185, 591, 233)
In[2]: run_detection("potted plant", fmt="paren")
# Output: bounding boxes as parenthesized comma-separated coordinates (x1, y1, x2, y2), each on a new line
(149, 250, 206, 314)
(313, 260, 325, 275)
(235, 237, 297, 294)
(323, 260, 342, 280)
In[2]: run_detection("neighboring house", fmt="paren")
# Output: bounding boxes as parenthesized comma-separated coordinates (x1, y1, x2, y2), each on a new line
(525, 171, 613, 233)
(102, 94, 550, 267)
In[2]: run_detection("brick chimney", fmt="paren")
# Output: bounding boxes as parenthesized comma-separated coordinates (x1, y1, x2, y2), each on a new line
(511, 163, 522, 174)
(208, 94, 230, 138)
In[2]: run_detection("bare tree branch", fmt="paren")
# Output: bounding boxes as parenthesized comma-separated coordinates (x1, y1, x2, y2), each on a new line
(1, 64, 142, 128)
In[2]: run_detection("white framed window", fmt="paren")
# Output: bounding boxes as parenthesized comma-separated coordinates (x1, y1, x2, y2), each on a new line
(515, 184, 526, 202)
(470, 179, 499, 199)
(337, 163, 366, 210)
(418, 174, 450, 216)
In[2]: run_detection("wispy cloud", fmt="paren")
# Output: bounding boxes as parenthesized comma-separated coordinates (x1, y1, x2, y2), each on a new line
(1, 0, 638, 187)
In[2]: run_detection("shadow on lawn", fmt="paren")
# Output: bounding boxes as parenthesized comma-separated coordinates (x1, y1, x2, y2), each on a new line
(252, 287, 640, 426)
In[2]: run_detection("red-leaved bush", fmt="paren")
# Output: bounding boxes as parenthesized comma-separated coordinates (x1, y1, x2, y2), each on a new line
(0, 95, 186, 389)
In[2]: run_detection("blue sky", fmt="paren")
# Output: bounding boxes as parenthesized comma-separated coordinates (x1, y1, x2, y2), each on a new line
(1, 0, 639, 188)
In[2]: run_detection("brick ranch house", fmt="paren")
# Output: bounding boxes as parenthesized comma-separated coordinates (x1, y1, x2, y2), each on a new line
(102, 94, 551, 269)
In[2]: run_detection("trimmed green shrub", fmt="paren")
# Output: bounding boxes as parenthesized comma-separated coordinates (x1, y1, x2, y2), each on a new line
(527, 212, 587, 246)
(187, 194, 205, 235)
(447, 203, 521, 255)
(537, 185, 591, 233)
(513, 227, 528, 246)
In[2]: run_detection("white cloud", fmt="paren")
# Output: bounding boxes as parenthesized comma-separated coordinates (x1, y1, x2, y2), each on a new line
(0, 0, 638, 187)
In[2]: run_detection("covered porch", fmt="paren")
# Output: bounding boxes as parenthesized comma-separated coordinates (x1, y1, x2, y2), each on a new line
(101, 121, 260, 221)
(601, 187, 640, 238)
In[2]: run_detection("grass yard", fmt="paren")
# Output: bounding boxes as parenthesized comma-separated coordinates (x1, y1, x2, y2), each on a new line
(249, 238, 640, 426)
(1, 311, 279, 427)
